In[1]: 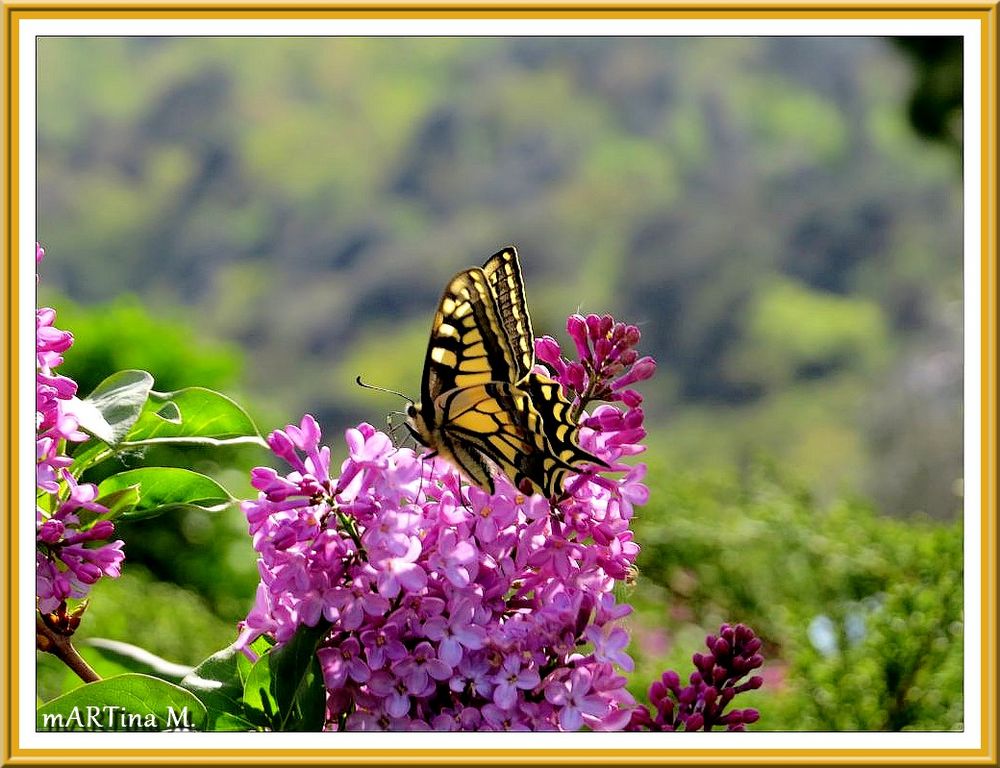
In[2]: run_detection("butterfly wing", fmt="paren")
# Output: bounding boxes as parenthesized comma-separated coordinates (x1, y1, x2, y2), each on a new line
(438, 376, 607, 499)
(410, 262, 523, 480)
(418, 264, 522, 418)
(412, 248, 607, 498)
(517, 372, 609, 495)
(481, 247, 534, 381)
(433, 383, 538, 494)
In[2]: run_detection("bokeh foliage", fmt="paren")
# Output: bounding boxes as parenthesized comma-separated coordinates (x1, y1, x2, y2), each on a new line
(36, 36, 962, 518)
(629, 463, 963, 730)
(35, 36, 965, 730)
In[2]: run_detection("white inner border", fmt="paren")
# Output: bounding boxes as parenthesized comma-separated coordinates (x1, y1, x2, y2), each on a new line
(17, 16, 985, 753)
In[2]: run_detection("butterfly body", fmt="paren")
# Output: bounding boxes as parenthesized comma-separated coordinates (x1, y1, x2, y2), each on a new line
(407, 247, 606, 497)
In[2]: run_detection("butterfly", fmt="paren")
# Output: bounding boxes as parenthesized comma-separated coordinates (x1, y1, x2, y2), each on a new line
(405, 246, 607, 498)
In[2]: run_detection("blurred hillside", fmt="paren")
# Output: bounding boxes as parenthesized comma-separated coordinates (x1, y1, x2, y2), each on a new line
(36, 36, 963, 519)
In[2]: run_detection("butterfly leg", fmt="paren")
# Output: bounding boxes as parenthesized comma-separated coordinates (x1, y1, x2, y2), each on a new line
(415, 451, 440, 502)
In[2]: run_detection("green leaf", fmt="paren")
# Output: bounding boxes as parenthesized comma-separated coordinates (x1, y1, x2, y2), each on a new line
(243, 623, 329, 731)
(97, 468, 234, 520)
(79, 370, 155, 445)
(91, 485, 141, 522)
(70, 385, 265, 475)
(84, 639, 194, 683)
(36, 674, 207, 731)
(181, 644, 263, 732)
(127, 387, 261, 443)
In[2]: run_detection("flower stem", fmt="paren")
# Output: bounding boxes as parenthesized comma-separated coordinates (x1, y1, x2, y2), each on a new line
(335, 508, 367, 559)
(36, 613, 100, 684)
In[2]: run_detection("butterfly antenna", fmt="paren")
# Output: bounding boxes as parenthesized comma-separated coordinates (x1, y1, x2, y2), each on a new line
(355, 375, 411, 402)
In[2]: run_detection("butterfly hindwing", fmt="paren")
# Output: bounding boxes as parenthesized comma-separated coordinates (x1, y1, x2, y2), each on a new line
(434, 383, 537, 495)
(517, 372, 609, 496)
(437, 429, 496, 494)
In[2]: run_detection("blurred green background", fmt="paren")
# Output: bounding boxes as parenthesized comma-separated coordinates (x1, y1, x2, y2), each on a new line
(35, 36, 964, 730)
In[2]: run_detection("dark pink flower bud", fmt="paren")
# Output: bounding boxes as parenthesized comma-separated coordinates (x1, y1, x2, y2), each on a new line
(73, 560, 103, 584)
(624, 325, 641, 347)
(657, 697, 674, 721)
(713, 637, 731, 658)
(86, 520, 115, 540)
(565, 362, 587, 392)
(594, 336, 613, 361)
(599, 314, 614, 338)
(611, 356, 657, 392)
(38, 519, 64, 544)
(684, 713, 704, 731)
(607, 428, 646, 447)
(623, 408, 645, 429)
(661, 670, 680, 691)
(585, 314, 603, 341)
(534, 335, 563, 366)
(567, 314, 591, 360)
(619, 388, 643, 407)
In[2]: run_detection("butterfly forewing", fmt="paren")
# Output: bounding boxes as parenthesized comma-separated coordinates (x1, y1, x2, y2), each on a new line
(481, 247, 534, 380)
(420, 266, 521, 416)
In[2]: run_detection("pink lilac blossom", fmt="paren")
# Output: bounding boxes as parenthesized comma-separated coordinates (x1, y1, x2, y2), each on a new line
(627, 623, 764, 731)
(238, 315, 657, 731)
(35, 243, 125, 614)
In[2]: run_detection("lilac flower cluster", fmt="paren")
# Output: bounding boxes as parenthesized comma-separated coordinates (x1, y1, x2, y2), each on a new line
(536, 313, 656, 413)
(35, 243, 125, 615)
(628, 623, 763, 731)
(238, 316, 656, 730)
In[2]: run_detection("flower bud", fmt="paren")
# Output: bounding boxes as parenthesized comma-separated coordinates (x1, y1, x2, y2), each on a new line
(565, 362, 587, 392)
(619, 388, 643, 407)
(534, 335, 563, 366)
(684, 713, 704, 731)
(599, 314, 614, 338)
(567, 314, 591, 360)
(38, 519, 64, 544)
(655, 671, 678, 695)
(86, 520, 115, 540)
